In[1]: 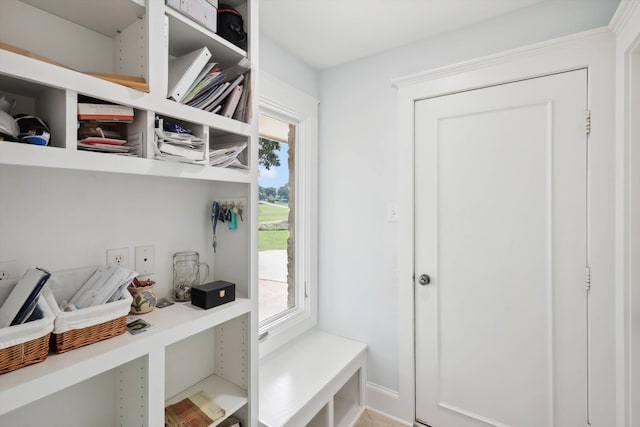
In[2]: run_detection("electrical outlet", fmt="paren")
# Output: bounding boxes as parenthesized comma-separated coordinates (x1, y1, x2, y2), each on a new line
(107, 247, 130, 268)
(135, 245, 155, 276)
(0, 260, 19, 280)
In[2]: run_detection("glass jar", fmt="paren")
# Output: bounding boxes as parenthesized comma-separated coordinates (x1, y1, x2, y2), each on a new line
(172, 251, 210, 302)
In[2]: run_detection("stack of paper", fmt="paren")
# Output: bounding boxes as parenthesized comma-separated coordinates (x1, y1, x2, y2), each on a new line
(78, 132, 142, 157)
(154, 126, 207, 164)
(209, 142, 248, 169)
(77, 102, 142, 157)
(69, 265, 137, 308)
(173, 55, 250, 120)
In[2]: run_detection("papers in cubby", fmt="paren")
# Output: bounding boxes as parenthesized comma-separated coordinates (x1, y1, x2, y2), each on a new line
(78, 133, 142, 157)
(209, 142, 248, 169)
(154, 126, 207, 164)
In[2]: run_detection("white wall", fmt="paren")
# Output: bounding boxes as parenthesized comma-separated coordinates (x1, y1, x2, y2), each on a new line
(0, 166, 249, 300)
(316, 0, 620, 411)
(259, 32, 320, 100)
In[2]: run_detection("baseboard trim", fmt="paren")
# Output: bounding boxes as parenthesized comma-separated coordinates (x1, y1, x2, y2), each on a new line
(362, 405, 413, 426)
(365, 382, 412, 424)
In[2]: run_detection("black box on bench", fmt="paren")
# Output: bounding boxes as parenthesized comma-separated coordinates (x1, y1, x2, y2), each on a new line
(191, 280, 236, 309)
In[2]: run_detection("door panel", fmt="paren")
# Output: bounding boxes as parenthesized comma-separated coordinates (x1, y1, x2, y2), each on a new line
(414, 70, 587, 427)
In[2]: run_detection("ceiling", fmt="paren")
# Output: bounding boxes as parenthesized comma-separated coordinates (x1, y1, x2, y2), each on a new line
(260, 0, 545, 70)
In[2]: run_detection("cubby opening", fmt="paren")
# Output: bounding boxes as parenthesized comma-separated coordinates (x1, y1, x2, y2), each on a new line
(154, 114, 207, 164)
(77, 95, 148, 158)
(209, 128, 249, 170)
(334, 370, 362, 427)
(307, 404, 329, 427)
(165, 4, 246, 72)
(0, 75, 67, 149)
(0, 0, 146, 78)
(0, 355, 149, 427)
(165, 314, 249, 426)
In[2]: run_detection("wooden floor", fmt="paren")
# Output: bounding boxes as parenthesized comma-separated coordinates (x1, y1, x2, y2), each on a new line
(353, 409, 408, 427)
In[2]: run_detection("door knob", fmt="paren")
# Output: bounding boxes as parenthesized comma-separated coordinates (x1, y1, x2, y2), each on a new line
(418, 274, 431, 285)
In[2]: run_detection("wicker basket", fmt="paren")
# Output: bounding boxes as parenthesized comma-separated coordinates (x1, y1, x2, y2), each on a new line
(42, 266, 133, 354)
(0, 279, 54, 374)
(0, 333, 50, 374)
(51, 315, 127, 354)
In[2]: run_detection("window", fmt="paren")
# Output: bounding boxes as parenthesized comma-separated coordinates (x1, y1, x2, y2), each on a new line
(258, 73, 318, 356)
(258, 115, 295, 322)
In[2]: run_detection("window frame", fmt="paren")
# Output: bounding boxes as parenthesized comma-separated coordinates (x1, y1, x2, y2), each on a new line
(257, 72, 319, 358)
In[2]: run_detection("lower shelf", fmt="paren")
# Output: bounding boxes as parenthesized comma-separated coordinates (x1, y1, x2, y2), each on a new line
(0, 298, 252, 425)
(166, 374, 248, 427)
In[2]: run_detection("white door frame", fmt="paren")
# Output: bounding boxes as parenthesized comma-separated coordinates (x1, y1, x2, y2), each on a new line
(392, 28, 616, 425)
(612, 2, 640, 426)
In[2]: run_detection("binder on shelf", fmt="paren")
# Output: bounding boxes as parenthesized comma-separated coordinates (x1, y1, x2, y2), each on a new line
(191, 81, 230, 110)
(167, 46, 212, 102)
(181, 62, 218, 102)
(220, 85, 243, 118)
(232, 71, 251, 122)
(0, 268, 51, 328)
(205, 73, 244, 112)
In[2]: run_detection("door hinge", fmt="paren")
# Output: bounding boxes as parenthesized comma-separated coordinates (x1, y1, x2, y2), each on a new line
(585, 265, 591, 291)
(305, 281, 309, 298)
(586, 110, 591, 135)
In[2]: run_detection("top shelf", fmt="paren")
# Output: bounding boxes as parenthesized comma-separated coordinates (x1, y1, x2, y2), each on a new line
(166, 7, 247, 70)
(20, 0, 145, 38)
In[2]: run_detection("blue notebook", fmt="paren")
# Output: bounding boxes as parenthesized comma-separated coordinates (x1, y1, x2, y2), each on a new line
(0, 268, 51, 328)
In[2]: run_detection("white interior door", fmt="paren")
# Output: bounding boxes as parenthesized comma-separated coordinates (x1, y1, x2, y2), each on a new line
(414, 69, 588, 427)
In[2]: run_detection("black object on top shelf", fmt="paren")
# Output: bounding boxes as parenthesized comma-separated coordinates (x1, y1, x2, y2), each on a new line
(217, 5, 247, 50)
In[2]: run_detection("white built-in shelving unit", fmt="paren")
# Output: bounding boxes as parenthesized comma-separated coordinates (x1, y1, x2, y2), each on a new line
(0, 0, 258, 425)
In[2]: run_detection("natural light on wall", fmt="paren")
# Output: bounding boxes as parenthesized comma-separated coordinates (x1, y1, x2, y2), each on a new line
(258, 113, 296, 322)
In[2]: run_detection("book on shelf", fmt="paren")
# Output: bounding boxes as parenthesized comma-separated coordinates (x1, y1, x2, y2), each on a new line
(0, 267, 51, 328)
(232, 71, 251, 123)
(188, 81, 230, 110)
(165, 390, 225, 427)
(167, 46, 212, 102)
(180, 57, 251, 117)
(204, 73, 244, 112)
(183, 69, 225, 105)
(77, 103, 134, 122)
(181, 62, 219, 103)
(220, 84, 243, 118)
